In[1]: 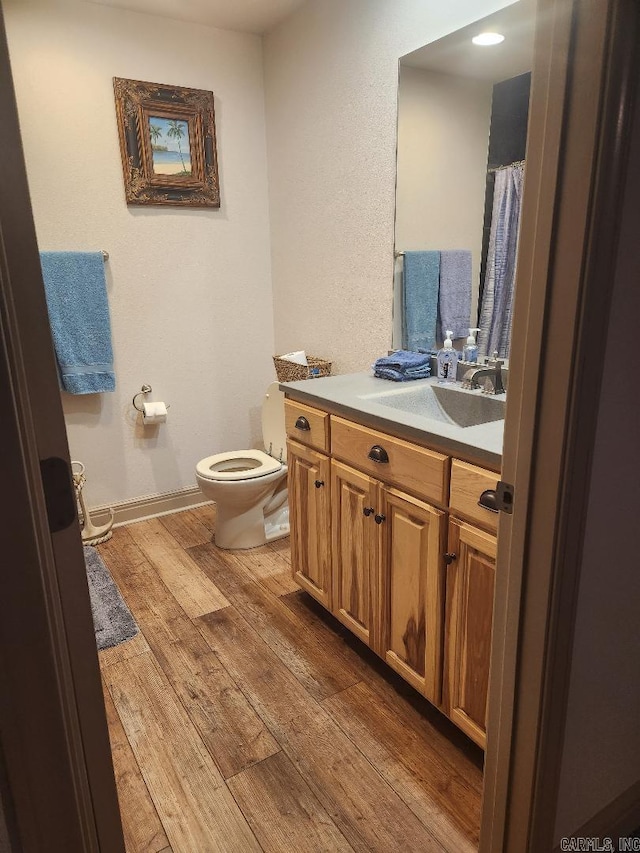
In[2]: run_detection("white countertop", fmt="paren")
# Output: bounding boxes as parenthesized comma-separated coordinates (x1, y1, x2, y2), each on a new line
(280, 372, 504, 469)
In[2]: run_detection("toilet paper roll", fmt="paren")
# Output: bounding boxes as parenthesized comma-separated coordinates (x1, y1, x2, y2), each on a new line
(142, 401, 168, 424)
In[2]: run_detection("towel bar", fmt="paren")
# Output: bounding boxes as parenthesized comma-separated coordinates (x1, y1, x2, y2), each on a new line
(101, 250, 109, 261)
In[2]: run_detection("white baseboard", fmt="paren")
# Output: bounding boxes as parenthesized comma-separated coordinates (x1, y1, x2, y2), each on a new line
(89, 486, 212, 528)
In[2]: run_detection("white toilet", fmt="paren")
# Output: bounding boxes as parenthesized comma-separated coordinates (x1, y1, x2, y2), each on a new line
(195, 383, 289, 550)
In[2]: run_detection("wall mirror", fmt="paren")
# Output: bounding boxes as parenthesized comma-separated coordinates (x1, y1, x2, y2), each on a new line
(393, 1, 535, 362)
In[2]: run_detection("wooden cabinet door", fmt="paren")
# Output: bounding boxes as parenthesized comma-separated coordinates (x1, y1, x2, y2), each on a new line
(444, 519, 497, 749)
(287, 439, 332, 608)
(331, 460, 380, 647)
(379, 488, 446, 705)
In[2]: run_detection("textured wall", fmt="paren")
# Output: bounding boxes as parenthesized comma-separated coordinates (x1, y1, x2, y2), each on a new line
(4, 0, 275, 507)
(264, 0, 518, 374)
(394, 66, 493, 345)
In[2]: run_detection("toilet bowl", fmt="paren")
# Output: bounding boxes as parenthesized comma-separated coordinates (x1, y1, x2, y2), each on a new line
(195, 383, 289, 549)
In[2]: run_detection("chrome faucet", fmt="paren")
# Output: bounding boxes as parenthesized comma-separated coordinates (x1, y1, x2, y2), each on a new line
(462, 352, 506, 394)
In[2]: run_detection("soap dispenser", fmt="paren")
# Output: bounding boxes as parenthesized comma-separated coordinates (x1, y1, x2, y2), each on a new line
(437, 330, 459, 384)
(463, 328, 481, 363)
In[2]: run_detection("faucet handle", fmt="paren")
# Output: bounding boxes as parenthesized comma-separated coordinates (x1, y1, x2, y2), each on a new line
(487, 350, 504, 368)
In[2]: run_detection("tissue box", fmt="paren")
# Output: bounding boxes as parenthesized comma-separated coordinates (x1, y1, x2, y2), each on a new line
(273, 354, 332, 382)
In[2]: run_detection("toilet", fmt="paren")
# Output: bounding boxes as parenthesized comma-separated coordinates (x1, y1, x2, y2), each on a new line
(195, 383, 289, 549)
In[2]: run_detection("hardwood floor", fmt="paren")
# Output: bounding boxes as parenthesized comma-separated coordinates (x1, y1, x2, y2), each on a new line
(97, 505, 483, 853)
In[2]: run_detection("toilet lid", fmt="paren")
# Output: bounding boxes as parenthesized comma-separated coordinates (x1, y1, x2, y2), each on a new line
(196, 449, 283, 481)
(262, 381, 287, 463)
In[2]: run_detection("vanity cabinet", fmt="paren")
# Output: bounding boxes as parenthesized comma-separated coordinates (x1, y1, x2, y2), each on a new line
(329, 460, 446, 698)
(329, 417, 448, 679)
(330, 460, 379, 647)
(443, 519, 497, 749)
(443, 459, 500, 748)
(378, 488, 446, 705)
(285, 394, 501, 747)
(284, 399, 330, 453)
(286, 439, 332, 608)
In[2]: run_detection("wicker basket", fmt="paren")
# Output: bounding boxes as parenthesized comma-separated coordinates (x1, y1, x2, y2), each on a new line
(273, 354, 332, 382)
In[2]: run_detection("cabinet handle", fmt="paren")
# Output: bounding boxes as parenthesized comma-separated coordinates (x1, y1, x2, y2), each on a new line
(478, 489, 499, 513)
(368, 445, 389, 464)
(444, 553, 457, 565)
(374, 513, 386, 525)
(363, 506, 374, 517)
(315, 480, 324, 489)
(295, 416, 311, 431)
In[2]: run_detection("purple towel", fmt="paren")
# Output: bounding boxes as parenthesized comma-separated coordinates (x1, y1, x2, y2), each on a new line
(439, 250, 472, 340)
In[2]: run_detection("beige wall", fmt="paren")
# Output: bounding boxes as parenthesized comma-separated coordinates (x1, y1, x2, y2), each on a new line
(4, 0, 518, 506)
(553, 76, 640, 840)
(264, 0, 517, 373)
(394, 66, 492, 346)
(4, 0, 275, 508)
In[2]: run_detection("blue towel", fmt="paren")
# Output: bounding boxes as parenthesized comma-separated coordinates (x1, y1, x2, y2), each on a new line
(373, 350, 431, 382)
(373, 350, 430, 371)
(402, 251, 440, 352)
(374, 365, 431, 382)
(40, 252, 115, 394)
(439, 250, 472, 340)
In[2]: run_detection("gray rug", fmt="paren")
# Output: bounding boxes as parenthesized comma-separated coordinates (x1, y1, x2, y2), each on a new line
(84, 546, 139, 651)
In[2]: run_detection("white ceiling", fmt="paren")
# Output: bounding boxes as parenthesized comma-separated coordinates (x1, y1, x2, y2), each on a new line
(84, 0, 309, 34)
(401, 1, 535, 83)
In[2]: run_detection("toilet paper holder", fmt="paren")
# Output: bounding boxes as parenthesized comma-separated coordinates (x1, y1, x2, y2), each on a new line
(132, 384, 170, 413)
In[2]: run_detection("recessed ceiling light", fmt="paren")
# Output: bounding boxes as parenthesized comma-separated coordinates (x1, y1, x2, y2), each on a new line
(472, 32, 505, 46)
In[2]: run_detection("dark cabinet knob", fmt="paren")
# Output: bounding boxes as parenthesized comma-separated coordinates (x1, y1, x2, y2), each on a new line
(368, 445, 389, 464)
(478, 489, 499, 513)
(444, 553, 457, 565)
(314, 480, 324, 489)
(295, 416, 311, 431)
(374, 513, 386, 525)
(363, 506, 374, 517)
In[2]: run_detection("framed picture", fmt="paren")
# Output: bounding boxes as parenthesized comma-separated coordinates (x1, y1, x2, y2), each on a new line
(113, 77, 220, 208)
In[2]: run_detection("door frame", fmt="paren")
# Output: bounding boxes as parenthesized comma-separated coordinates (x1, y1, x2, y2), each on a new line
(0, 7, 124, 851)
(482, 0, 640, 849)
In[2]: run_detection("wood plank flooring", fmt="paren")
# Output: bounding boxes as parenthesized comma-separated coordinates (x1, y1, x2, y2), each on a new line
(98, 505, 483, 853)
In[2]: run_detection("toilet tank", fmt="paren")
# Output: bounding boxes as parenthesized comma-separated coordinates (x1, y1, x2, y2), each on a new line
(262, 382, 287, 463)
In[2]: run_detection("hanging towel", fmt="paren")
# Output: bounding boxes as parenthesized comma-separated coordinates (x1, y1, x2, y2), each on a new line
(402, 250, 440, 352)
(439, 250, 472, 340)
(40, 252, 116, 394)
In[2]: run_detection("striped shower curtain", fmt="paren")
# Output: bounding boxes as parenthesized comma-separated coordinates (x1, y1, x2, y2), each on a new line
(478, 162, 525, 359)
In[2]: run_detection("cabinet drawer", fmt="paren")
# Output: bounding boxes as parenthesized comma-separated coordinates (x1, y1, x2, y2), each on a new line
(330, 416, 448, 506)
(285, 399, 330, 453)
(449, 459, 500, 533)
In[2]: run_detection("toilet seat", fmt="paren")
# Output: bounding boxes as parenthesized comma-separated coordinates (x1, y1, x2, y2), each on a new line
(196, 449, 284, 482)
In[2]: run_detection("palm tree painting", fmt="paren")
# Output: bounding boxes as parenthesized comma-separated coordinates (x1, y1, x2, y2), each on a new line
(149, 123, 162, 146)
(148, 116, 192, 176)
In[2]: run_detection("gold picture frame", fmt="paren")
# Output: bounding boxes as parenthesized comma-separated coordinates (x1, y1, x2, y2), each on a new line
(113, 77, 220, 208)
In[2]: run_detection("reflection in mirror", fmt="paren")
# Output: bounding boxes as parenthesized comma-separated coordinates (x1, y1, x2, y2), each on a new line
(393, 1, 535, 362)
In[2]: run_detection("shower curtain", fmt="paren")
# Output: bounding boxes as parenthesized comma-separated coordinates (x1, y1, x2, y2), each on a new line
(478, 162, 525, 359)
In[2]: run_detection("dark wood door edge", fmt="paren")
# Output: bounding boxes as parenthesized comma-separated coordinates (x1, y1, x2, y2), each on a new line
(0, 6, 124, 852)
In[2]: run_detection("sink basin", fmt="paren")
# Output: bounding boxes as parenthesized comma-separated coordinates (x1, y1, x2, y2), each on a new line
(363, 383, 505, 428)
